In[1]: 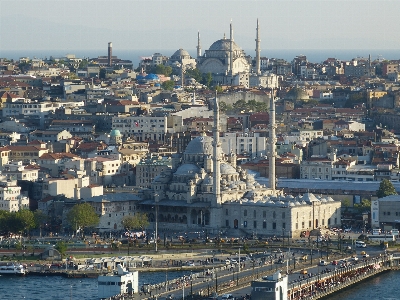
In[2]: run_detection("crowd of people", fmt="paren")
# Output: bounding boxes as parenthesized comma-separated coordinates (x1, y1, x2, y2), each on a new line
(290, 263, 378, 300)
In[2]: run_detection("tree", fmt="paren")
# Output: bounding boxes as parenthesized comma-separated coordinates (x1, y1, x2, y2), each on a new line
(377, 179, 397, 198)
(342, 198, 351, 212)
(155, 64, 172, 77)
(215, 85, 223, 93)
(185, 68, 202, 82)
(16, 209, 36, 232)
(219, 101, 232, 113)
(33, 210, 48, 228)
(122, 213, 149, 231)
(66, 203, 99, 232)
(55, 241, 68, 259)
(161, 80, 175, 91)
(354, 199, 371, 213)
(201, 72, 213, 88)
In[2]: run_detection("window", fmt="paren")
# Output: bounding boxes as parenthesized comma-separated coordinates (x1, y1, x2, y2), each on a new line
(302, 222, 304, 229)
(263, 211, 266, 218)
(282, 212, 285, 219)
(263, 221, 266, 229)
(226, 220, 229, 227)
(253, 210, 256, 218)
(244, 221, 247, 228)
(273, 212, 276, 219)
(226, 209, 228, 216)
(253, 221, 257, 229)
(309, 221, 312, 228)
(272, 222, 276, 230)
(282, 222, 286, 229)
(244, 210, 247, 217)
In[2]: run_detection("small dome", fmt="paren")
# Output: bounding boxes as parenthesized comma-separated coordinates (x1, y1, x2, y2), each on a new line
(220, 163, 236, 174)
(110, 129, 121, 137)
(175, 164, 200, 175)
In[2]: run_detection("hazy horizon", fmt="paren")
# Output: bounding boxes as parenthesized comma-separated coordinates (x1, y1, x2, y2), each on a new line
(1, 0, 400, 53)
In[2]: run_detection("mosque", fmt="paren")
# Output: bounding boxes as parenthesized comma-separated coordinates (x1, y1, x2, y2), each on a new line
(163, 20, 279, 88)
(137, 95, 341, 238)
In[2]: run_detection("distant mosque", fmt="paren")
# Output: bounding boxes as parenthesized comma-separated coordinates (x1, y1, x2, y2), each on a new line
(195, 20, 278, 88)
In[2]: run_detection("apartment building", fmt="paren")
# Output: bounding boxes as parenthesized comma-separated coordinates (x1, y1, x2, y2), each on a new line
(112, 115, 167, 143)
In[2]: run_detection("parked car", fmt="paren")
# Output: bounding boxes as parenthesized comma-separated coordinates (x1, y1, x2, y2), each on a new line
(299, 269, 307, 274)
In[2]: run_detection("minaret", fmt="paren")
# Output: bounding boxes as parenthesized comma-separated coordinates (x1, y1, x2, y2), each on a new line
(196, 31, 201, 58)
(229, 21, 234, 74)
(213, 92, 221, 205)
(268, 89, 276, 193)
(255, 19, 261, 75)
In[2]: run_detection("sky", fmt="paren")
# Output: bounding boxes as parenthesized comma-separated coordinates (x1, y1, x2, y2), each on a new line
(1, 0, 400, 54)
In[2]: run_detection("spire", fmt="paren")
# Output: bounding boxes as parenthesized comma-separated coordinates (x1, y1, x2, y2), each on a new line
(255, 18, 261, 75)
(196, 31, 201, 58)
(213, 91, 221, 205)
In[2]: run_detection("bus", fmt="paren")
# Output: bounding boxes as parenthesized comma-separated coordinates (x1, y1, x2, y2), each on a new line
(367, 235, 396, 243)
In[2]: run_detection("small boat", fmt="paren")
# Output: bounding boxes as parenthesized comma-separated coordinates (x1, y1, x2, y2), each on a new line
(0, 263, 26, 275)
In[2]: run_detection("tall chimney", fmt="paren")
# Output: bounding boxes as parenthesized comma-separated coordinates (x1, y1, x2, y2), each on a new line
(108, 42, 112, 67)
(269, 89, 276, 193)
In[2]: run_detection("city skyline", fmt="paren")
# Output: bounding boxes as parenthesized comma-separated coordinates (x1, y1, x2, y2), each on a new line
(1, 0, 400, 54)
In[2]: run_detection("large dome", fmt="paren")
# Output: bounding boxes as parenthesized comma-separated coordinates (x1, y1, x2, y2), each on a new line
(209, 39, 242, 51)
(171, 48, 191, 59)
(184, 136, 214, 155)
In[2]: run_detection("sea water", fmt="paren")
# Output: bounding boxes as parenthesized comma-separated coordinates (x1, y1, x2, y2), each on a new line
(0, 270, 191, 300)
(1, 270, 400, 300)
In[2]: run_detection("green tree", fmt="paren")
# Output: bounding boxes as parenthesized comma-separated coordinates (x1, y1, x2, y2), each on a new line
(55, 241, 68, 259)
(66, 203, 99, 232)
(215, 85, 223, 93)
(99, 68, 107, 79)
(233, 99, 247, 112)
(155, 64, 172, 77)
(377, 179, 397, 198)
(79, 60, 88, 69)
(219, 101, 232, 113)
(122, 213, 149, 231)
(354, 199, 371, 213)
(342, 198, 351, 212)
(33, 210, 48, 228)
(185, 68, 202, 82)
(201, 72, 213, 88)
(14, 210, 36, 234)
(161, 80, 175, 91)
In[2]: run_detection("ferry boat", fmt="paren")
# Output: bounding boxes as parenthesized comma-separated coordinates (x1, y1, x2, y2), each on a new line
(98, 264, 138, 299)
(0, 263, 26, 275)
